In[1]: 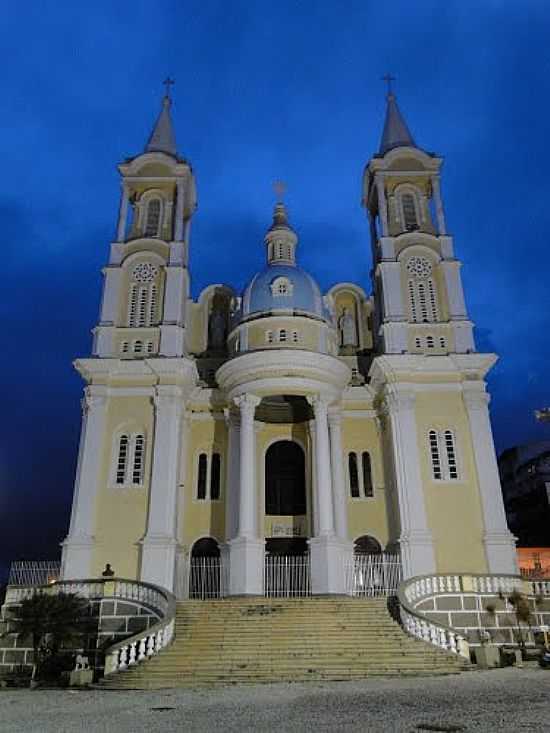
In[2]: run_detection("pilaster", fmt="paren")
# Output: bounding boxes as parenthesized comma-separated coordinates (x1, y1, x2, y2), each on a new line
(463, 385, 518, 574)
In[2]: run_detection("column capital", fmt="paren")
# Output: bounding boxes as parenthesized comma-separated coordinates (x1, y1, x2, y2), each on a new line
(154, 386, 184, 413)
(82, 389, 108, 414)
(307, 393, 332, 416)
(382, 387, 416, 416)
(463, 387, 490, 410)
(233, 393, 261, 420)
(327, 406, 342, 427)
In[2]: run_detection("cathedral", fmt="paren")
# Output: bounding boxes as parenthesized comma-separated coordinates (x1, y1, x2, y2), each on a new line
(60, 86, 518, 600)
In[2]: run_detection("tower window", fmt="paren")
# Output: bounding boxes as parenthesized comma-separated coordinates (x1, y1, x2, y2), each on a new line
(266, 330, 274, 343)
(127, 263, 160, 328)
(197, 453, 208, 500)
(292, 331, 299, 343)
(348, 452, 360, 498)
(429, 429, 460, 481)
(414, 337, 421, 349)
(439, 337, 446, 349)
(362, 452, 373, 497)
(146, 341, 154, 354)
(116, 435, 129, 484)
(406, 257, 438, 324)
(113, 433, 146, 487)
(133, 340, 143, 354)
(132, 435, 145, 484)
(426, 335, 434, 349)
(402, 193, 419, 231)
(144, 198, 161, 237)
(270, 277, 293, 297)
(444, 430, 458, 479)
(279, 329, 287, 343)
(121, 341, 129, 354)
(210, 453, 221, 500)
(429, 430, 442, 480)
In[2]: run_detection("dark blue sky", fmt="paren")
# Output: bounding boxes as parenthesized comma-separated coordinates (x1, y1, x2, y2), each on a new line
(2, 1, 549, 579)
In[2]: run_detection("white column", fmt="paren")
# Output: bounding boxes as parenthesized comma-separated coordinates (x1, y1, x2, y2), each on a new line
(308, 395, 351, 595)
(383, 387, 436, 578)
(328, 409, 348, 540)
(116, 183, 130, 242)
(226, 394, 263, 595)
(175, 411, 190, 600)
(174, 179, 185, 242)
(224, 411, 241, 541)
(61, 389, 108, 580)
(311, 396, 335, 536)
(375, 175, 389, 236)
(432, 175, 447, 235)
(141, 386, 183, 591)
(463, 386, 518, 574)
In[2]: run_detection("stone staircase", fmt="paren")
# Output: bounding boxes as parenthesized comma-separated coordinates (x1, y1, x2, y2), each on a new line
(101, 597, 468, 689)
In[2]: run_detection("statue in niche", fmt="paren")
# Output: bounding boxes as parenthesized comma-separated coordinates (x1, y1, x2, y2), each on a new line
(208, 308, 227, 352)
(338, 307, 358, 348)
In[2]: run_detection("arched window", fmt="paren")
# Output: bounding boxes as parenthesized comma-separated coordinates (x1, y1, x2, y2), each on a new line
(292, 331, 299, 343)
(266, 330, 274, 343)
(127, 262, 161, 328)
(362, 452, 373, 497)
(279, 329, 287, 343)
(121, 341, 129, 354)
(116, 435, 129, 484)
(132, 435, 145, 484)
(401, 193, 418, 231)
(144, 198, 161, 237)
(270, 277, 293, 297)
(426, 335, 434, 349)
(196, 452, 222, 501)
(133, 340, 143, 354)
(114, 433, 146, 487)
(428, 429, 460, 481)
(406, 256, 439, 324)
(197, 453, 208, 500)
(429, 430, 442, 480)
(444, 430, 458, 480)
(348, 452, 360, 498)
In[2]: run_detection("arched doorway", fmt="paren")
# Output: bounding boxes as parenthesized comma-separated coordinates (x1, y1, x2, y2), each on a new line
(354, 535, 382, 555)
(265, 440, 306, 516)
(189, 537, 221, 599)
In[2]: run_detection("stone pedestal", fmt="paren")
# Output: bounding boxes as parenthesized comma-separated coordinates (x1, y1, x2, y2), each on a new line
(309, 536, 353, 595)
(226, 537, 264, 596)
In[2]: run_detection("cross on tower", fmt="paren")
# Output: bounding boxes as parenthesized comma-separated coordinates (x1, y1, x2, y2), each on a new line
(381, 73, 396, 95)
(163, 77, 175, 98)
(273, 180, 287, 201)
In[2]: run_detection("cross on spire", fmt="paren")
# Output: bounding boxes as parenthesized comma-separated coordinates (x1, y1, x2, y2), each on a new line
(163, 77, 175, 99)
(381, 73, 396, 96)
(273, 180, 287, 201)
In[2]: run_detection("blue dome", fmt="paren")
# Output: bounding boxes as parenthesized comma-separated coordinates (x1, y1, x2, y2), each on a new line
(239, 264, 329, 322)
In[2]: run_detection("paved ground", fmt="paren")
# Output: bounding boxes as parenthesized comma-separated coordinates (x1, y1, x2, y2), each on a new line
(1, 667, 549, 732)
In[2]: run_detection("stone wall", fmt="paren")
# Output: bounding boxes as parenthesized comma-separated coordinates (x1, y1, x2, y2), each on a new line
(0, 596, 160, 677)
(416, 592, 550, 646)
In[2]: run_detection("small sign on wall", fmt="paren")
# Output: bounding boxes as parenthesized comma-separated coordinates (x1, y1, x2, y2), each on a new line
(265, 515, 307, 538)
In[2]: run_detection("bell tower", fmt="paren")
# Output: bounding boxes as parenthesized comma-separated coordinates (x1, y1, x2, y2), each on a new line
(93, 82, 197, 359)
(362, 83, 474, 357)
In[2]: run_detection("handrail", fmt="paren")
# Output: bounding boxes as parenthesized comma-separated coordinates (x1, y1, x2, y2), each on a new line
(397, 575, 472, 659)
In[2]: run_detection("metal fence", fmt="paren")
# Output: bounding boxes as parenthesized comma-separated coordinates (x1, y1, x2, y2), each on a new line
(264, 554, 311, 597)
(8, 560, 61, 587)
(189, 557, 227, 599)
(345, 553, 402, 597)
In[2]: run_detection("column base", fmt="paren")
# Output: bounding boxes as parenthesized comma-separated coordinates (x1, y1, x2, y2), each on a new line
(483, 531, 518, 575)
(224, 536, 264, 596)
(399, 530, 436, 579)
(140, 535, 178, 592)
(60, 534, 94, 580)
(309, 536, 353, 595)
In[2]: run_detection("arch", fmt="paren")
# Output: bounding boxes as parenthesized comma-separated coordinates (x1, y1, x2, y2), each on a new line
(191, 536, 220, 558)
(265, 440, 306, 516)
(354, 535, 383, 555)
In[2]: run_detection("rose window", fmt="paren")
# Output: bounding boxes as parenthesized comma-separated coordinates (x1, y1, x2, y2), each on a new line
(406, 256, 432, 279)
(132, 263, 159, 283)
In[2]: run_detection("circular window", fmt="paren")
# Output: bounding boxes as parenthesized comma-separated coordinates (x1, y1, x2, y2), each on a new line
(406, 256, 432, 278)
(132, 263, 159, 283)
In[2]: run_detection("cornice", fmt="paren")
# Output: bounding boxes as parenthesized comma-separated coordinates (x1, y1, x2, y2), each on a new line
(74, 357, 199, 388)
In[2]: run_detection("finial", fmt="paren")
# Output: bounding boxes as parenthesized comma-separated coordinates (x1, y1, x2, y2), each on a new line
(273, 180, 287, 202)
(381, 73, 396, 97)
(163, 77, 175, 100)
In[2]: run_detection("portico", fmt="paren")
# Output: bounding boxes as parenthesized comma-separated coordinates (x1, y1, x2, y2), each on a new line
(216, 348, 353, 595)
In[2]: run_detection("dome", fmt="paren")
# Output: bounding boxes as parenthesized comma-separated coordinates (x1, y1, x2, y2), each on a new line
(238, 263, 330, 322)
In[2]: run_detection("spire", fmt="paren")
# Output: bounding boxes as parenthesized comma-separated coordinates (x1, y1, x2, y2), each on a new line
(145, 80, 177, 157)
(379, 80, 416, 155)
(265, 183, 298, 266)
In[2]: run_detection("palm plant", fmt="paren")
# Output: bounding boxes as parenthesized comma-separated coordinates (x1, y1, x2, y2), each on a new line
(5, 592, 92, 682)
